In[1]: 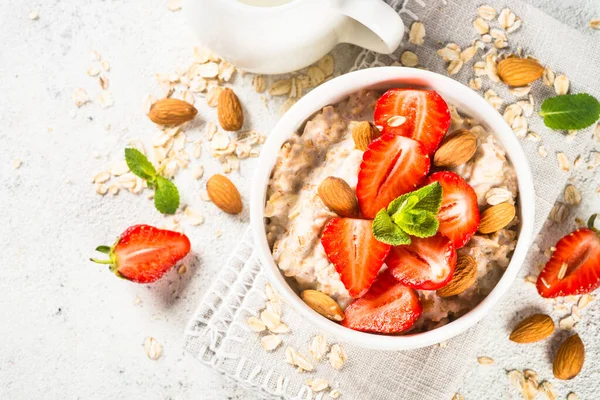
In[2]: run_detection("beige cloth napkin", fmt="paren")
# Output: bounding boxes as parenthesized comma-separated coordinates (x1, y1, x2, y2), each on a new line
(184, 0, 600, 398)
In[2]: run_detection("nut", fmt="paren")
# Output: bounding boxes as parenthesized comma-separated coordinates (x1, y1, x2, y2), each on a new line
(434, 129, 478, 167)
(352, 121, 380, 151)
(479, 202, 516, 234)
(509, 314, 555, 343)
(497, 57, 544, 87)
(317, 177, 358, 218)
(206, 174, 243, 214)
(437, 255, 478, 297)
(148, 98, 197, 125)
(217, 88, 243, 131)
(553, 333, 584, 380)
(301, 290, 344, 321)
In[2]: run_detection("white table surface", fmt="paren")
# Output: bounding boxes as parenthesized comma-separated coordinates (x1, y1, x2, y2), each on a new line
(1, 1, 599, 399)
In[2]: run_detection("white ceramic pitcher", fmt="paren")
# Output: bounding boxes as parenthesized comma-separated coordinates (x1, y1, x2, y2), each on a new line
(186, 0, 404, 74)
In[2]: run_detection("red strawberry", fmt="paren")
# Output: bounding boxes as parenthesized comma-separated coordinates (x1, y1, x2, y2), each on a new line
(374, 88, 451, 155)
(386, 234, 457, 290)
(356, 134, 430, 218)
(425, 171, 480, 248)
(342, 270, 422, 334)
(321, 218, 391, 297)
(537, 228, 600, 298)
(91, 224, 191, 283)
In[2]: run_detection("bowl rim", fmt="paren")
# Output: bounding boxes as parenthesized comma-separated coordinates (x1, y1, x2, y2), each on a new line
(250, 67, 535, 350)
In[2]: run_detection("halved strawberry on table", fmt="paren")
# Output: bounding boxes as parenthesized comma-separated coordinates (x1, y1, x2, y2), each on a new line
(91, 224, 191, 283)
(357, 134, 430, 218)
(342, 270, 423, 334)
(321, 217, 391, 297)
(374, 88, 451, 155)
(424, 171, 480, 248)
(386, 234, 457, 290)
(537, 226, 600, 298)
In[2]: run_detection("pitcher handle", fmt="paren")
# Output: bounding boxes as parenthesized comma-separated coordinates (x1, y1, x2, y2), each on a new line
(333, 0, 404, 54)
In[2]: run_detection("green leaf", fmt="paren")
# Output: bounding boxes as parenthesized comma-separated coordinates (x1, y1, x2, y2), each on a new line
(125, 148, 157, 181)
(372, 209, 411, 246)
(396, 210, 439, 238)
(539, 94, 600, 131)
(387, 182, 442, 216)
(95, 245, 111, 254)
(154, 176, 180, 214)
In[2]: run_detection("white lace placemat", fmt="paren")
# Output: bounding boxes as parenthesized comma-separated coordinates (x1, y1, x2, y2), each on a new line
(184, 0, 600, 398)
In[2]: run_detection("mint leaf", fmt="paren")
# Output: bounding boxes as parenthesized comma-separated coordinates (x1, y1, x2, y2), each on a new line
(539, 94, 600, 131)
(387, 182, 442, 215)
(125, 148, 157, 181)
(372, 209, 411, 245)
(396, 210, 439, 238)
(154, 176, 180, 214)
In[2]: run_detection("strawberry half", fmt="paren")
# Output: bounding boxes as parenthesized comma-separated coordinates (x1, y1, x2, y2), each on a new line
(374, 88, 451, 155)
(342, 270, 422, 334)
(91, 224, 191, 283)
(424, 171, 480, 248)
(356, 134, 430, 218)
(537, 228, 600, 298)
(386, 234, 457, 290)
(321, 218, 391, 297)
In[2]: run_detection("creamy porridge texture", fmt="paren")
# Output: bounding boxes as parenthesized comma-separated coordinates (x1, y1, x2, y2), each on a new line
(265, 89, 519, 332)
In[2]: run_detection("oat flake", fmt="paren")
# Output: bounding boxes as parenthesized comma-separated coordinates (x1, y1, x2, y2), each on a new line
(168, 0, 182, 11)
(409, 22, 426, 45)
(206, 85, 223, 107)
(317, 55, 335, 76)
(447, 59, 463, 75)
(400, 51, 419, 67)
(328, 344, 347, 370)
(554, 75, 569, 95)
(550, 202, 569, 223)
(329, 389, 342, 399)
(144, 337, 162, 360)
(477, 356, 494, 365)
(473, 18, 489, 34)
(486, 187, 512, 205)
(269, 79, 292, 96)
(590, 19, 600, 29)
(307, 379, 328, 392)
(469, 78, 482, 90)
(309, 335, 327, 361)
(477, 5, 497, 20)
(556, 152, 571, 172)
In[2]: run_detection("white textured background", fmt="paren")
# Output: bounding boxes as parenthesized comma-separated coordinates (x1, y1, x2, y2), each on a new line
(0, 0, 598, 399)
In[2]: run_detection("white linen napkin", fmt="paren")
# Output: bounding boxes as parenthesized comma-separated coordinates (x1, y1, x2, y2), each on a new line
(184, 0, 600, 398)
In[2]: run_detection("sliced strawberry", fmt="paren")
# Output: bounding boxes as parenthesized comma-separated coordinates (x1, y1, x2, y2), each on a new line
(321, 218, 391, 297)
(356, 134, 430, 218)
(537, 228, 600, 298)
(374, 88, 451, 155)
(342, 270, 422, 334)
(91, 224, 191, 283)
(386, 234, 457, 290)
(424, 171, 480, 248)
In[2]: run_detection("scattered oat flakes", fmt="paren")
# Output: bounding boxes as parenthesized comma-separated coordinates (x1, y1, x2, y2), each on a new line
(578, 294, 594, 309)
(168, 0, 182, 11)
(306, 379, 329, 392)
(550, 202, 569, 223)
(590, 19, 600, 29)
(564, 184, 581, 205)
(460, 45, 479, 62)
(409, 22, 426, 45)
(184, 207, 204, 226)
(261, 334, 282, 351)
(328, 344, 347, 370)
(400, 51, 419, 67)
(478, 5, 497, 20)
(252, 75, 266, 93)
(486, 187, 512, 205)
(485, 53, 500, 82)
(144, 337, 162, 360)
(206, 85, 223, 107)
(269, 79, 292, 96)
(29, 10, 39, 20)
(509, 86, 531, 97)
(329, 389, 342, 399)
(484, 89, 503, 110)
(559, 315, 575, 330)
(538, 145, 548, 158)
(73, 88, 89, 107)
(556, 152, 571, 172)
(317, 55, 335, 77)
(474, 18, 490, 34)
(554, 75, 569, 95)
(279, 98, 296, 116)
(307, 66, 326, 87)
(539, 381, 557, 400)
(451, 394, 464, 400)
(473, 61, 486, 76)
(447, 59, 464, 75)
(498, 8, 516, 30)
(542, 66, 555, 86)
(469, 78, 482, 90)
(260, 309, 281, 331)
(247, 316, 266, 332)
(108, 184, 120, 195)
(309, 335, 327, 361)
(98, 91, 114, 108)
(477, 356, 494, 365)
(437, 44, 461, 62)
(512, 116, 528, 138)
(12, 158, 23, 169)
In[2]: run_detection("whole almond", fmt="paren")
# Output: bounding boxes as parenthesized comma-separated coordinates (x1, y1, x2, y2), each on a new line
(352, 121, 380, 151)
(317, 177, 358, 217)
(217, 88, 244, 131)
(509, 314, 555, 343)
(553, 333, 584, 380)
(148, 98, 197, 125)
(301, 290, 344, 321)
(434, 129, 478, 167)
(206, 174, 242, 214)
(497, 57, 544, 87)
(479, 202, 516, 234)
(437, 255, 478, 297)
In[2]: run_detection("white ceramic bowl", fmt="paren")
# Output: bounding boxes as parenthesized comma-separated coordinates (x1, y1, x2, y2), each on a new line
(250, 67, 535, 350)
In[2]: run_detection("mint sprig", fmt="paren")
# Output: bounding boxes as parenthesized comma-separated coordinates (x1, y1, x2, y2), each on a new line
(124, 148, 180, 214)
(539, 93, 600, 131)
(371, 182, 442, 245)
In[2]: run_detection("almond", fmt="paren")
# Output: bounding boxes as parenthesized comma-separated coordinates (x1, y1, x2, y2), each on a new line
(479, 202, 516, 234)
(148, 98, 198, 125)
(352, 121, 380, 151)
(437, 255, 478, 297)
(509, 314, 555, 343)
(317, 177, 358, 217)
(553, 333, 584, 380)
(433, 129, 478, 167)
(497, 57, 544, 87)
(301, 290, 344, 321)
(206, 174, 242, 214)
(217, 88, 243, 131)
